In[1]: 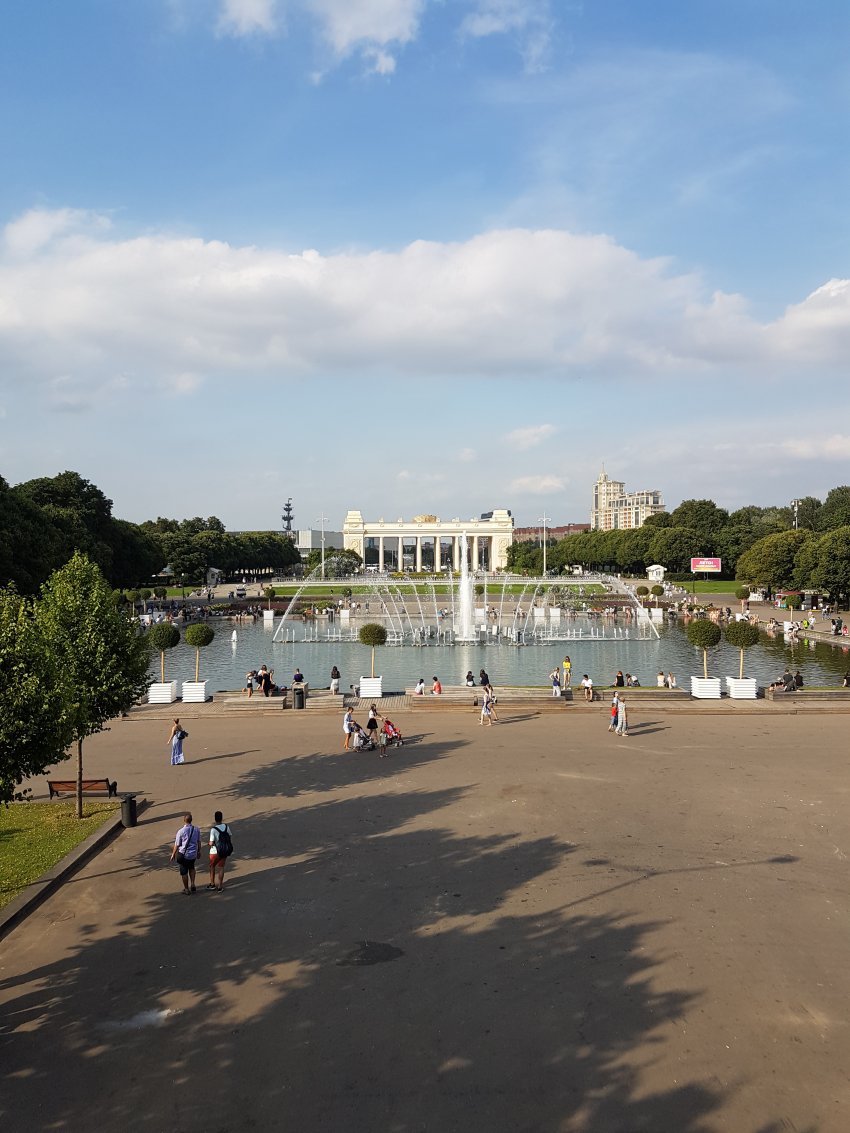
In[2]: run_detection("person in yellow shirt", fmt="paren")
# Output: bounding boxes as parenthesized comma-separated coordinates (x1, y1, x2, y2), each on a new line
(562, 656, 572, 688)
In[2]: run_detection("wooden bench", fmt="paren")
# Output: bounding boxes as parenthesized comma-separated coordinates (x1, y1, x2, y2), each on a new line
(48, 778, 118, 799)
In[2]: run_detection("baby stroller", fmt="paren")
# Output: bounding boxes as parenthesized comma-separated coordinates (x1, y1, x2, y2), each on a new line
(352, 723, 375, 752)
(381, 719, 404, 748)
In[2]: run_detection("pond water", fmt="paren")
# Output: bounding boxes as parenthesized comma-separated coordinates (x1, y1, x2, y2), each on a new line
(154, 616, 850, 692)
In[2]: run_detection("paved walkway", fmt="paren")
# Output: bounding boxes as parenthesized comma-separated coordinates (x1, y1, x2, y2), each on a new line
(2, 708, 849, 1132)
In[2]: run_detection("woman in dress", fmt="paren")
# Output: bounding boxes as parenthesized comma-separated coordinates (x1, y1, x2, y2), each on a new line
(169, 718, 185, 765)
(342, 707, 354, 751)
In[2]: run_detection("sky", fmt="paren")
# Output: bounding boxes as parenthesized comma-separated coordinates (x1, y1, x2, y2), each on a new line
(0, 0, 848, 531)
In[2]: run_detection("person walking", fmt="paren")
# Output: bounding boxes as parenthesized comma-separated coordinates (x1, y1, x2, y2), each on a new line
(366, 703, 383, 745)
(608, 690, 620, 732)
(207, 810, 233, 892)
(480, 688, 495, 725)
(343, 706, 354, 751)
(550, 667, 561, 697)
(169, 813, 201, 894)
(615, 696, 629, 737)
(169, 719, 187, 765)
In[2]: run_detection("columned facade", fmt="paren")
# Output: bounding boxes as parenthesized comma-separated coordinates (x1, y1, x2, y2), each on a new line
(343, 510, 514, 572)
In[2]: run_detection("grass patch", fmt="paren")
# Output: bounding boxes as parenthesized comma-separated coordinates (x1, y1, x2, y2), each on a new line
(679, 581, 739, 594)
(0, 800, 120, 911)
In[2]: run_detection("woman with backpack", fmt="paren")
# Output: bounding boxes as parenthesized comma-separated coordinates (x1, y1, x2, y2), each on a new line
(207, 810, 233, 891)
(169, 718, 187, 765)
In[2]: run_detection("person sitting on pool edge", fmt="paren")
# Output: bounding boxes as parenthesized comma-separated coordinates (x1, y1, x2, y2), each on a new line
(432, 676, 442, 695)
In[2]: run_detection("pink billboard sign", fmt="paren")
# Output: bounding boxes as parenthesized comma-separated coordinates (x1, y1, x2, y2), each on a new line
(690, 557, 722, 573)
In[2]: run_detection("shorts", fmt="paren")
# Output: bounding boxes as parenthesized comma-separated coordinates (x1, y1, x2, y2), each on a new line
(175, 853, 198, 876)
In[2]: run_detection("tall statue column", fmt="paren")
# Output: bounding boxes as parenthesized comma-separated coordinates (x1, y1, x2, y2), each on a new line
(472, 535, 480, 571)
(452, 536, 460, 572)
(415, 537, 422, 572)
(378, 536, 385, 573)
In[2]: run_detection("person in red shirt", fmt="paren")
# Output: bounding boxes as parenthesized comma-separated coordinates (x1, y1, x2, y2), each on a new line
(431, 676, 442, 695)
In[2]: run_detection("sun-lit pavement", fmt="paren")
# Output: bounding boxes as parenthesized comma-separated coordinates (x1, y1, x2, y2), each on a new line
(2, 708, 848, 1132)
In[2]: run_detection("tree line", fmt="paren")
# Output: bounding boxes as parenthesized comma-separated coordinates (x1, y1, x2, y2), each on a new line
(506, 489, 850, 603)
(0, 470, 300, 594)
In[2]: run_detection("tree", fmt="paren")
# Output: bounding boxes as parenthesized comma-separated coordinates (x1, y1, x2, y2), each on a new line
(648, 527, 701, 573)
(635, 585, 649, 604)
(724, 620, 760, 678)
(734, 585, 750, 612)
(264, 585, 277, 609)
(0, 587, 73, 804)
(670, 499, 729, 547)
(148, 623, 181, 684)
(735, 530, 811, 590)
(650, 584, 664, 604)
(686, 618, 722, 678)
(805, 527, 850, 605)
(817, 486, 850, 531)
(185, 623, 215, 682)
(358, 623, 387, 678)
(36, 552, 151, 818)
(306, 547, 362, 576)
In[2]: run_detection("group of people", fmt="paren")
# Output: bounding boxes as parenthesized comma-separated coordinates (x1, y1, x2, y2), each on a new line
(169, 810, 233, 893)
(608, 690, 630, 737)
(242, 665, 307, 698)
(768, 668, 804, 692)
(342, 704, 403, 755)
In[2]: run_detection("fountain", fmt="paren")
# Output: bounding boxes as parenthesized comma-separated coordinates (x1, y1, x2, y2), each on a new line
(455, 532, 475, 642)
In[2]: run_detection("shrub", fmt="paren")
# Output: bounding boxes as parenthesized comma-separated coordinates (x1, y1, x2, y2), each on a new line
(686, 618, 722, 678)
(148, 623, 180, 683)
(358, 623, 388, 678)
(724, 621, 760, 678)
(185, 623, 215, 682)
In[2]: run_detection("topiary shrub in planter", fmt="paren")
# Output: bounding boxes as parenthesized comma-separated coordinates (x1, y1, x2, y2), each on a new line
(686, 618, 722, 678)
(650, 585, 664, 604)
(148, 623, 180, 684)
(724, 620, 760, 679)
(636, 585, 649, 604)
(359, 622, 387, 678)
(185, 623, 215, 682)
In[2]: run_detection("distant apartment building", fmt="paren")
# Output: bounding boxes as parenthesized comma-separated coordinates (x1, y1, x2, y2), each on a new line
(591, 469, 665, 530)
(513, 523, 590, 542)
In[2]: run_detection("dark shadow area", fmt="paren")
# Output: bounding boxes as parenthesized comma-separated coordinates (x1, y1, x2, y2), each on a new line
(230, 735, 461, 799)
(188, 748, 261, 765)
(1, 737, 812, 1133)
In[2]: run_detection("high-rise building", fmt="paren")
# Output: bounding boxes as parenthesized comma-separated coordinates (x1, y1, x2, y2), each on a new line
(591, 469, 665, 530)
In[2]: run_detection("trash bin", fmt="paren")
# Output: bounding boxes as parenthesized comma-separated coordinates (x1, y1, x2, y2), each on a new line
(293, 685, 305, 710)
(121, 794, 137, 828)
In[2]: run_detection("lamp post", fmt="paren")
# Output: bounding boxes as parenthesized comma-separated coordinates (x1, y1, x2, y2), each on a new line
(316, 513, 328, 579)
(791, 499, 800, 530)
(538, 513, 550, 578)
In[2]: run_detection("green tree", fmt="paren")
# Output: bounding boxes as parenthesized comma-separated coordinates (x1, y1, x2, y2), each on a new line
(185, 623, 215, 682)
(686, 618, 722, 678)
(0, 587, 73, 804)
(817, 487, 850, 531)
(650, 584, 664, 603)
(670, 499, 729, 546)
(264, 585, 277, 608)
(358, 623, 387, 678)
(802, 525, 850, 607)
(36, 552, 151, 817)
(635, 585, 649, 603)
(649, 527, 701, 573)
(735, 530, 811, 590)
(148, 623, 181, 684)
(724, 620, 760, 679)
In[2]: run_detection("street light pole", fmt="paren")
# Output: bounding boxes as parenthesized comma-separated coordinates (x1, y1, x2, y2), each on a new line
(538, 513, 550, 577)
(791, 499, 800, 530)
(316, 513, 328, 579)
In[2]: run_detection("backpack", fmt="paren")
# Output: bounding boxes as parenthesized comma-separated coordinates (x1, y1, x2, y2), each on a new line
(215, 824, 233, 857)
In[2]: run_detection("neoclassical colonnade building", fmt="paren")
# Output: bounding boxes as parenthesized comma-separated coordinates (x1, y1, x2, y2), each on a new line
(343, 510, 514, 572)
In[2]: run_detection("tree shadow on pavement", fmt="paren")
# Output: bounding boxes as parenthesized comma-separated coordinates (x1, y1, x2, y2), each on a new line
(0, 772, 805, 1132)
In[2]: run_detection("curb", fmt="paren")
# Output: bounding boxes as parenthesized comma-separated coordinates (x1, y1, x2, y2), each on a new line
(0, 798, 148, 942)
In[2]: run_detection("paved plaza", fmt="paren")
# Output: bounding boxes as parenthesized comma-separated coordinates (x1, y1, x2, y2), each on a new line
(2, 707, 848, 1132)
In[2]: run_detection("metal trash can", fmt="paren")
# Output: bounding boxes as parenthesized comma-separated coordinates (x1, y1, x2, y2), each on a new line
(293, 685, 305, 710)
(121, 794, 137, 828)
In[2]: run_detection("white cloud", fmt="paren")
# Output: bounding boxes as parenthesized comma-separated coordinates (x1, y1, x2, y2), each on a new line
(506, 424, 555, 450)
(509, 474, 565, 494)
(461, 0, 553, 71)
(216, 0, 278, 37)
(1, 209, 848, 403)
(308, 0, 424, 55)
(458, 448, 477, 462)
(782, 434, 850, 461)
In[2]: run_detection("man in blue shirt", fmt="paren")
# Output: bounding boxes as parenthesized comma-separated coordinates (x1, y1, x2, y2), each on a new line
(169, 813, 201, 894)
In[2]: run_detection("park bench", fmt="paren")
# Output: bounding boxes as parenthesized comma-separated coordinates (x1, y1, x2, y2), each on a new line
(48, 778, 118, 799)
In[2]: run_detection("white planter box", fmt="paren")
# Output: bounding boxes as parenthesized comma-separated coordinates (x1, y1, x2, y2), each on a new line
(690, 676, 721, 699)
(182, 681, 208, 703)
(263, 609, 275, 623)
(148, 681, 178, 704)
(726, 677, 757, 700)
(359, 676, 383, 698)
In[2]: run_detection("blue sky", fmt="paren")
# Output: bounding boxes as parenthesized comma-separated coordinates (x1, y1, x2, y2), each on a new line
(1, 0, 848, 531)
